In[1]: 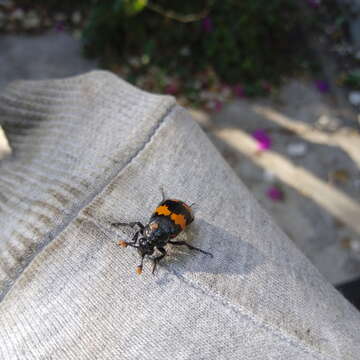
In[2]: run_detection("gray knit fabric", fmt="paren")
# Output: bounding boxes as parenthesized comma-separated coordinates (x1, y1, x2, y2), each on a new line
(0, 71, 359, 359)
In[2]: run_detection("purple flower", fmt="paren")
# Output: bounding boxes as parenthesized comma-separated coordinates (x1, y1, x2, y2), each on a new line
(307, 0, 321, 8)
(214, 100, 222, 112)
(266, 186, 284, 202)
(252, 129, 271, 151)
(315, 80, 329, 93)
(55, 21, 65, 32)
(233, 84, 245, 98)
(261, 81, 272, 93)
(202, 17, 213, 32)
(165, 83, 179, 95)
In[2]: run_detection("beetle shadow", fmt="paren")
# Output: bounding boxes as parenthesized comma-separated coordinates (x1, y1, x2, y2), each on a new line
(159, 219, 265, 277)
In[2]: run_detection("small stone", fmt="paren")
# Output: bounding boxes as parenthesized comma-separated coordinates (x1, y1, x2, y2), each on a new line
(287, 142, 308, 157)
(206, 100, 222, 112)
(331, 169, 350, 183)
(340, 237, 351, 249)
(179, 47, 190, 56)
(72, 11, 82, 25)
(263, 170, 275, 182)
(200, 91, 215, 101)
(332, 43, 353, 56)
(128, 57, 140, 68)
(10, 8, 24, 21)
(348, 91, 360, 106)
(54, 12, 66, 22)
(23, 10, 41, 30)
(72, 29, 82, 40)
(350, 239, 360, 253)
(316, 114, 341, 131)
(220, 86, 231, 99)
(333, 218, 345, 228)
(193, 80, 202, 90)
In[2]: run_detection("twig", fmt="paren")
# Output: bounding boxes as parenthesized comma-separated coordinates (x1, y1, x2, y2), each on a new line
(146, 2, 210, 23)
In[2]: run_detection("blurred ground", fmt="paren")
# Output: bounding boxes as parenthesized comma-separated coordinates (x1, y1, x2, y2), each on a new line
(1, 32, 360, 285)
(0, 31, 96, 90)
(191, 82, 360, 285)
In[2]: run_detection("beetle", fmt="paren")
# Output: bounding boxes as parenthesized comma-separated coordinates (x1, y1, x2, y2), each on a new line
(111, 194, 213, 275)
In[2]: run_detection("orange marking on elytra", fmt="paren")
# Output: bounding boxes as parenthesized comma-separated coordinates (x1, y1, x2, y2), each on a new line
(170, 213, 186, 230)
(156, 204, 187, 229)
(156, 205, 171, 216)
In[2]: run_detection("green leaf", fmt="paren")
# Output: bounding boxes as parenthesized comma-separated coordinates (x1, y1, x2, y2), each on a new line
(123, 0, 148, 16)
(344, 69, 360, 89)
(144, 39, 156, 56)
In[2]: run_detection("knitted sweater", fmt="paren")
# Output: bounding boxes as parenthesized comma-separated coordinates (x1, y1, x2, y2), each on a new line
(0, 71, 359, 359)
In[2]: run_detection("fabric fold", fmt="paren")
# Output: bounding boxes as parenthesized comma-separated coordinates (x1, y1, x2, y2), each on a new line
(0, 70, 175, 298)
(0, 71, 359, 359)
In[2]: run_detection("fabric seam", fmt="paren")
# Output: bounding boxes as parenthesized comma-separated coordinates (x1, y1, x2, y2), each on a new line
(1, 102, 342, 359)
(0, 98, 176, 302)
(87, 218, 337, 360)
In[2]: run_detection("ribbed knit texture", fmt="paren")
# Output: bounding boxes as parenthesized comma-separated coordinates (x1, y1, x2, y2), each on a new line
(0, 71, 175, 299)
(0, 71, 359, 359)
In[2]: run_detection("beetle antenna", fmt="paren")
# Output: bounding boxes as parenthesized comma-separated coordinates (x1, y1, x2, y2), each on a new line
(159, 186, 166, 201)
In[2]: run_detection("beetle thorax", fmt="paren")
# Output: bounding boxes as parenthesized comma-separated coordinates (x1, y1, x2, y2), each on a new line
(144, 221, 159, 237)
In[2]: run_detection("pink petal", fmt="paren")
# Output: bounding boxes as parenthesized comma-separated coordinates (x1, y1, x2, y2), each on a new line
(202, 17, 213, 32)
(266, 186, 284, 201)
(214, 100, 223, 112)
(233, 84, 245, 98)
(252, 129, 271, 150)
(315, 80, 329, 93)
(165, 83, 179, 95)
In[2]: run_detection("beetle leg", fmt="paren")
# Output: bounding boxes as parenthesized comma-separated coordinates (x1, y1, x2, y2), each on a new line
(130, 231, 141, 244)
(168, 240, 213, 257)
(152, 247, 167, 274)
(136, 254, 146, 275)
(111, 222, 144, 230)
(118, 230, 142, 248)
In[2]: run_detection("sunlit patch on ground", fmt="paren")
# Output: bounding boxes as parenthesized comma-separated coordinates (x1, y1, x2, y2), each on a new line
(191, 80, 360, 285)
(0, 126, 11, 160)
